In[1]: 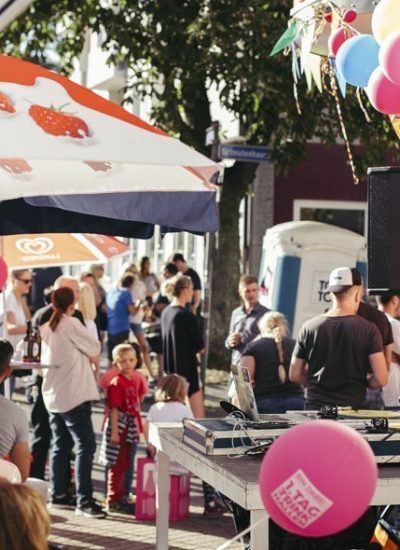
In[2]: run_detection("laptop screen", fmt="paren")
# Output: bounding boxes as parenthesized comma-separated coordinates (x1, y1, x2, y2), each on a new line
(230, 364, 260, 422)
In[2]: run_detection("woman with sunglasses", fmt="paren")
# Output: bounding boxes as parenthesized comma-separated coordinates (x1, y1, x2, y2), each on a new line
(4, 269, 32, 356)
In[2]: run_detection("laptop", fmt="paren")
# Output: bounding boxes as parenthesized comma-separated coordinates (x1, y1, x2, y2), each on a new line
(230, 364, 261, 422)
(230, 364, 310, 427)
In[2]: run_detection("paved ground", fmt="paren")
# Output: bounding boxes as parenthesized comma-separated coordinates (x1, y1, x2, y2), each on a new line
(18, 372, 243, 550)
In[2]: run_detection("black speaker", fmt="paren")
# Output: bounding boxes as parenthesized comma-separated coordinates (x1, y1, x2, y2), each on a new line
(368, 166, 400, 294)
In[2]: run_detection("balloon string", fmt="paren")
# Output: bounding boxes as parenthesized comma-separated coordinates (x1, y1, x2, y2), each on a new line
(215, 515, 268, 550)
(293, 82, 302, 115)
(328, 59, 359, 185)
(356, 87, 372, 123)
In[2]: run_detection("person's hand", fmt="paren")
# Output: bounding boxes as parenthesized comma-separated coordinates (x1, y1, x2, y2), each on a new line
(228, 333, 241, 348)
(146, 444, 156, 458)
(110, 432, 120, 445)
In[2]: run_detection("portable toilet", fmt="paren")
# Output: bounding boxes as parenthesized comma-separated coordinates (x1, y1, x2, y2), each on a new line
(258, 221, 367, 338)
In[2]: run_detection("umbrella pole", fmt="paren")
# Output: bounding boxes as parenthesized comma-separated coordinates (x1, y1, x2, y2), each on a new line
(0, 236, 11, 398)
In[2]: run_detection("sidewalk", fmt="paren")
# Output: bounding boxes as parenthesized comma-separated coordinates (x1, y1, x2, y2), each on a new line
(21, 375, 243, 549)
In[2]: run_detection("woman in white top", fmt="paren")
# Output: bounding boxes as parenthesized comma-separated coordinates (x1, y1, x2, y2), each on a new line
(122, 264, 153, 377)
(4, 269, 32, 353)
(40, 287, 105, 518)
(139, 256, 160, 298)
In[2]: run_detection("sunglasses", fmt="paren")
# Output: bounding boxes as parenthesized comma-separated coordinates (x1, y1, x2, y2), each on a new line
(17, 279, 32, 284)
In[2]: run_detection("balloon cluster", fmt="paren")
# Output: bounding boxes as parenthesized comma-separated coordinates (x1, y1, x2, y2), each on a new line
(327, 0, 400, 116)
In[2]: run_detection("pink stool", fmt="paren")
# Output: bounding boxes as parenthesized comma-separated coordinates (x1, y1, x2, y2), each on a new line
(135, 457, 190, 521)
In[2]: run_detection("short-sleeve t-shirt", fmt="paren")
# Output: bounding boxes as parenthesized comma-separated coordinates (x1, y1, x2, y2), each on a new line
(161, 305, 204, 395)
(107, 372, 148, 433)
(293, 315, 383, 408)
(243, 337, 303, 399)
(0, 395, 29, 458)
(106, 288, 132, 335)
(358, 301, 393, 347)
(147, 401, 193, 423)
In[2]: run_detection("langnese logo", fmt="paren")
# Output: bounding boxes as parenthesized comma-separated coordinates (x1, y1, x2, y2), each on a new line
(15, 237, 54, 255)
(271, 469, 333, 529)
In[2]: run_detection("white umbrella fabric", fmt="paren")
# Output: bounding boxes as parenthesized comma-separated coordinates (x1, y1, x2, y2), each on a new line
(0, 55, 219, 237)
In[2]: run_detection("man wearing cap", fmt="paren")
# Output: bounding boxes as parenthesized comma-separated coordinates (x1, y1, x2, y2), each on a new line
(289, 267, 388, 410)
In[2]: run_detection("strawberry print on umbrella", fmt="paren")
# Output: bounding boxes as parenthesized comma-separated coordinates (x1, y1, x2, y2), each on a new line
(28, 104, 90, 139)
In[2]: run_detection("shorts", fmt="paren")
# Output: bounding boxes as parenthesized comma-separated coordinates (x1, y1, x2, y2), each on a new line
(107, 331, 129, 361)
(130, 323, 143, 335)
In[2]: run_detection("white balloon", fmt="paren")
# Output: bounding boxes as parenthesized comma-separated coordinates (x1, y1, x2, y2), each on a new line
(0, 460, 22, 483)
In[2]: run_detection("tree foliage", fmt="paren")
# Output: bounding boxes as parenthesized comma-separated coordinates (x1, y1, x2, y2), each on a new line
(2, 0, 399, 367)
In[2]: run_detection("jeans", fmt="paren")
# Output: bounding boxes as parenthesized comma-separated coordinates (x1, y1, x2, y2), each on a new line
(29, 377, 52, 479)
(49, 401, 96, 505)
(124, 440, 137, 499)
(257, 395, 305, 414)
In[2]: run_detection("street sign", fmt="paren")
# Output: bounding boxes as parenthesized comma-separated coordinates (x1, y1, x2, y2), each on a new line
(218, 144, 272, 163)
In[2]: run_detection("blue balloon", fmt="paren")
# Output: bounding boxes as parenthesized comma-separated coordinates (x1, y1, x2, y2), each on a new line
(336, 34, 380, 87)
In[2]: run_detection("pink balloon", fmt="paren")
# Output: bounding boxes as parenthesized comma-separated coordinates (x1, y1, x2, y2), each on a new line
(0, 459, 22, 483)
(0, 258, 8, 290)
(259, 420, 377, 537)
(328, 28, 348, 57)
(367, 66, 400, 115)
(380, 31, 400, 86)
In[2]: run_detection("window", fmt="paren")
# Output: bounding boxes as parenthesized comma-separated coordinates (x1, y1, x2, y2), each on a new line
(293, 200, 367, 236)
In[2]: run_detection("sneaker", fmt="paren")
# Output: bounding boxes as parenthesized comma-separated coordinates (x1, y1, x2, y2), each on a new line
(49, 494, 77, 508)
(123, 493, 136, 505)
(203, 499, 226, 516)
(106, 500, 135, 515)
(75, 499, 107, 519)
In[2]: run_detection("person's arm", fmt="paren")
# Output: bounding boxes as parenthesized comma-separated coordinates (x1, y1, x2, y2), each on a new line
(384, 343, 393, 370)
(128, 299, 142, 315)
(71, 319, 101, 357)
(186, 312, 204, 352)
(9, 441, 30, 482)
(289, 356, 309, 386)
(110, 407, 120, 445)
(240, 355, 256, 383)
(225, 311, 239, 349)
(191, 290, 201, 315)
(6, 311, 27, 335)
(367, 352, 388, 388)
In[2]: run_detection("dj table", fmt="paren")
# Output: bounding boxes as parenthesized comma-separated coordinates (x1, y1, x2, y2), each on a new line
(149, 423, 400, 550)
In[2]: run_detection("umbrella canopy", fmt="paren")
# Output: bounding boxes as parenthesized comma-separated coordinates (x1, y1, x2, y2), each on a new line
(2, 233, 130, 269)
(0, 55, 219, 237)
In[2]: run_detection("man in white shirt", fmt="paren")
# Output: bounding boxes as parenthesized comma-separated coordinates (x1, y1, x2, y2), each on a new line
(377, 292, 400, 407)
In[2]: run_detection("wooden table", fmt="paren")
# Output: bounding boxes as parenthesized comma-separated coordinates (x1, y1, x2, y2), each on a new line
(149, 423, 400, 550)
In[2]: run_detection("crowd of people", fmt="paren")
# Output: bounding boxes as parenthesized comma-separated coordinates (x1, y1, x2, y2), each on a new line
(0, 252, 399, 547)
(0, 251, 225, 533)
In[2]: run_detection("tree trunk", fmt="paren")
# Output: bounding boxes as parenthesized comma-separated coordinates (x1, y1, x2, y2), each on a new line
(208, 161, 258, 370)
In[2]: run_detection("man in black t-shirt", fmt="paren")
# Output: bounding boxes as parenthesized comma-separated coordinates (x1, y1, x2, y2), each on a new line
(290, 267, 387, 409)
(172, 253, 202, 315)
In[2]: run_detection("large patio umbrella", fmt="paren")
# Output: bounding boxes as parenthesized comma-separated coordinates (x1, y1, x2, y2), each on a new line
(0, 55, 219, 237)
(2, 233, 130, 269)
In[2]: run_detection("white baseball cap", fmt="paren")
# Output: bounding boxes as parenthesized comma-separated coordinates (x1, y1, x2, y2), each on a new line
(327, 267, 363, 293)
